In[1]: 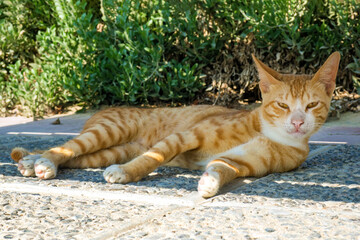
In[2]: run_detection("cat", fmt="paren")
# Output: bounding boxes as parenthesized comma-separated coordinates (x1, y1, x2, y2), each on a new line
(10, 52, 340, 198)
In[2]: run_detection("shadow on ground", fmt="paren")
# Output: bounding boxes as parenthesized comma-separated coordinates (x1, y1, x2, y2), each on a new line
(1, 131, 359, 203)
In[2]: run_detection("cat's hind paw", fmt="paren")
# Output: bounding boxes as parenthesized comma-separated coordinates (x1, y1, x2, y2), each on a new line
(17, 154, 41, 177)
(34, 158, 57, 179)
(198, 167, 220, 198)
(103, 165, 131, 184)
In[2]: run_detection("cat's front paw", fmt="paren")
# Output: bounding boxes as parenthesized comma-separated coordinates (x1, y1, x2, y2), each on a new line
(34, 158, 57, 179)
(103, 165, 131, 184)
(18, 154, 41, 177)
(198, 167, 220, 198)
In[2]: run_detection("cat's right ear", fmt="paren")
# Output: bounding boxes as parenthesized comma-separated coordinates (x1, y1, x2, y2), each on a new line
(252, 54, 281, 93)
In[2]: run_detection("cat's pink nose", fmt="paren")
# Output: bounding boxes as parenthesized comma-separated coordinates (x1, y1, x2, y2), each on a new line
(292, 119, 304, 131)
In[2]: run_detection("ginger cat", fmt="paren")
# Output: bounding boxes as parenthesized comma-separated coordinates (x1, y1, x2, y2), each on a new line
(11, 52, 340, 198)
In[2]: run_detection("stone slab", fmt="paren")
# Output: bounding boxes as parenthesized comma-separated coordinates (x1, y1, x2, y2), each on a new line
(1, 112, 360, 239)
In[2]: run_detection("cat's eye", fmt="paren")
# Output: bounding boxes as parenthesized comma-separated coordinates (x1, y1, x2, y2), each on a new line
(277, 102, 289, 109)
(306, 101, 319, 109)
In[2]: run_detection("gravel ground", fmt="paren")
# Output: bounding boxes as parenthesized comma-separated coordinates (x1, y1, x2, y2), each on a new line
(1, 135, 360, 239)
(0, 191, 164, 240)
(117, 204, 360, 240)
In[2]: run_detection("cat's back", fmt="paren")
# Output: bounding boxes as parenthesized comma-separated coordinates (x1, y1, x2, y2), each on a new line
(152, 104, 249, 128)
(90, 104, 244, 118)
(82, 105, 250, 137)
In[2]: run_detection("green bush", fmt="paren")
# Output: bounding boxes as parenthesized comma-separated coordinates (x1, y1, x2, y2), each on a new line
(243, 0, 359, 83)
(0, 0, 359, 117)
(68, 0, 205, 106)
(0, 0, 82, 117)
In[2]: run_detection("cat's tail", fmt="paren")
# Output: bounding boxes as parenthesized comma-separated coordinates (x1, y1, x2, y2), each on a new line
(11, 147, 30, 162)
(10, 147, 45, 162)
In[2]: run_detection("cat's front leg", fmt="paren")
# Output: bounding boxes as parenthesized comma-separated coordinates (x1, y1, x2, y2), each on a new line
(103, 164, 132, 183)
(103, 152, 159, 183)
(198, 161, 238, 198)
(198, 136, 308, 198)
(103, 130, 204, 184)
(198, 166, 221, 198)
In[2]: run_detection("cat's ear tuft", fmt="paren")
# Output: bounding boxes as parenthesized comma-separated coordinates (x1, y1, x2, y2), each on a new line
(252, 54, 281, 93)
(312, 52, 341, 96)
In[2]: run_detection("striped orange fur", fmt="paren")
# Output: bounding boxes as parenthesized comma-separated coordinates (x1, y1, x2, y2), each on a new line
(11, 52, 340, 197)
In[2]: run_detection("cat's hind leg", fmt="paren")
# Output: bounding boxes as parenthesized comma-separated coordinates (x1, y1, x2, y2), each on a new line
(33, 111, 145, 179)
(11, 148, 43, 177)
(18, 154, 43, 177)
(61, 142, 147, 169)
(11, 142, 146, 178)
(34, 141, 147, 179)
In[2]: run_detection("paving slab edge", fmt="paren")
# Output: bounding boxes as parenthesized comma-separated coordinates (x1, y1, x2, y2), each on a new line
(0, 182, 204, 207)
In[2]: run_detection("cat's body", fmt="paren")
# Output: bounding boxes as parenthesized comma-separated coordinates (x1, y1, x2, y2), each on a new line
(11, 52, 340, 197)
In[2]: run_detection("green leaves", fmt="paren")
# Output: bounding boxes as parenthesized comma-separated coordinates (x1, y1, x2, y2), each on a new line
(1, 0, 359, 117)
(0, 0, 80, 116)
(68, 0, 206, 106)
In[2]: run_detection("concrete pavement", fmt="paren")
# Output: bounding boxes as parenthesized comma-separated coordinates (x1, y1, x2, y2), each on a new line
(0, 111, 359, 239)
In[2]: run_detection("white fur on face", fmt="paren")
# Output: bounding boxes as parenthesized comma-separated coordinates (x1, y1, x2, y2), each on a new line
(261, 98, 319, 147)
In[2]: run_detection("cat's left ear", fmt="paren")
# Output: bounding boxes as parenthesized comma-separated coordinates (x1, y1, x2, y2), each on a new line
(311, 52, 341, 96)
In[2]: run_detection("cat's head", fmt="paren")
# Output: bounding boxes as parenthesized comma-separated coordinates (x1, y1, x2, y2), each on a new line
(253, 52, 340, 142)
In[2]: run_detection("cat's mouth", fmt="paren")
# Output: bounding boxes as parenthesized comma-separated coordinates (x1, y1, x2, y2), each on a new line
(288, 129, 307, 138)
